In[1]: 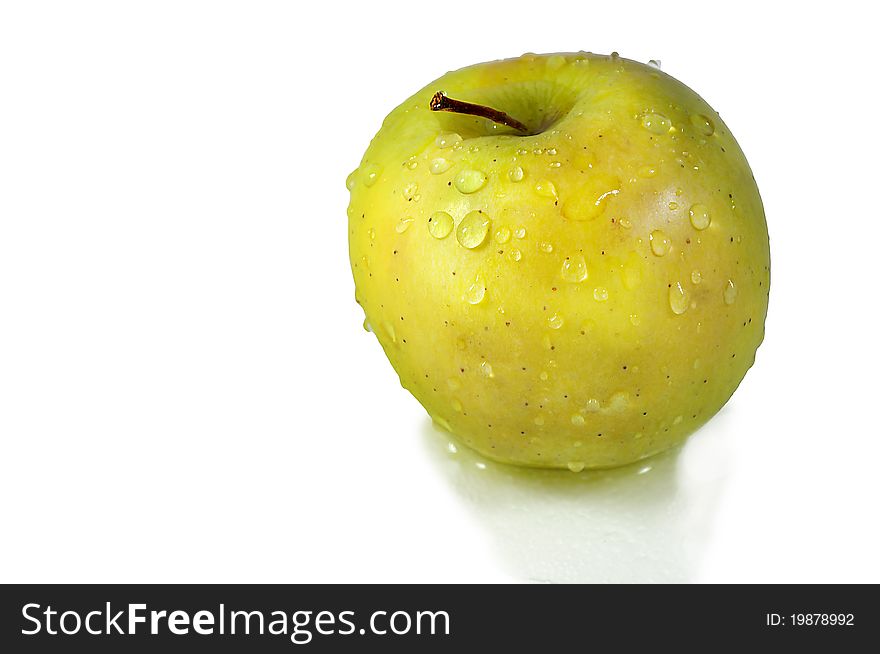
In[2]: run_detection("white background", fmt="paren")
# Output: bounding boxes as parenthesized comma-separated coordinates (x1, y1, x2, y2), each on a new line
(1, 1, 878, 583)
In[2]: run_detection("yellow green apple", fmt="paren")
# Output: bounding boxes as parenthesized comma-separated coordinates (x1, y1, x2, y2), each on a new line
(347, 52, 769, 469)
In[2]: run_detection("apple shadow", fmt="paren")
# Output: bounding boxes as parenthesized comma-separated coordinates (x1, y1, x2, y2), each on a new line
(420, 412, 731, 583)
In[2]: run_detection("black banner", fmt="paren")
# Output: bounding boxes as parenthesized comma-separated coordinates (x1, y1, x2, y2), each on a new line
(1, 584, 875, 651)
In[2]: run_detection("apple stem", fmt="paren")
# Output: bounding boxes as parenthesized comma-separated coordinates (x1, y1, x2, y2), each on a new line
(429, 91, 529, 133)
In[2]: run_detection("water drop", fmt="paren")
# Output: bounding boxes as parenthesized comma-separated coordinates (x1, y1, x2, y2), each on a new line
(547, 147, 558, 156)
(427, 211, 454, 239)
(456, 211, 491, 248)
(539, 241, 554, 253)
(508, 166, 524, 182)
(689, 203, 711, 230)
(567, 461, 585, 472)
(570, 414, 585, 427)
(362, 163, 382, 187)
(549, 161, 562, 169)
(508, 248, 522, 262)
(435, 132, 462, 149)
(560, 255, 588, 283)
(480, 361, 495, 378)
(648, 59, 662, 69)
(547, 313, 564, 329)
(690, 113, 715, 136)
(514, 226, 527, 239)
(641, 112, 672, 135)
(395, 217, 414, 233)
(403, 183, 418, 200)
(534, 416, 545, 426)
(494, 226, 511, 243)
(534, 179, 557, 199)
(464, 274, 487, 304)
(406, 157, 418, 170)
(454, 169, 487, 194)
(362, 318, 372, 332)
(430, 158, 452, 175)
(584, 398, 600, 413)
(669, 281, 689, 315)
(691, 269, 703, 284)
(593, 287, 608, 302)
(346, 170, 357, 191)
(367, 227, 376, 240)
(723, 279, 737, 305)
(539, 371, 549, 381)
(650, 229, 671, 256)
(668, 201, 679, 210)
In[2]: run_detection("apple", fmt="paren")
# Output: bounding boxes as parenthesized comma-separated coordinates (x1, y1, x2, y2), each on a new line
(347, 52, 769, 469)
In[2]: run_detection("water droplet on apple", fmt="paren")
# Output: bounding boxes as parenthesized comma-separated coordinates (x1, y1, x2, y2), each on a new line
(508, 166, 524, 182)
(641, 112, 672, 135)
(546, 147, 558, 156)
(593, 287, 609, 302)
(648, 59, 662, 69)
(403, 183, 418, 200)
(549, 161, 562, 169)
(669, 281, 689, 315)
(539, 370, 549, 381)
(435, 132, 462, 149)
(567, 461, 586, 472)
(584, 398, 600, 413)
(668, 201, 679, 210)
(395, 217, 414, 233)
(362, 318, 372, 332)
(463, 273, 487, 305)
(547, 313, 564, 329)
(367, 227, 376, 240)
(629, 314, 641, 326)
(508, 248, 522, 262)
(691, 269, 703, 284)
(570, 415, 585, 428)
(427, 211, 454, 239)
(456, 211, 490, 248)
(534, 179, 557, 198)
(532, 147, 544, 155)
(454, 169, 487, 194)
(362, 163, 382, 187)
(346, 170, 357, 191)
(689, 203, 711, 230)
(534, 415, 545, 426)
(494, 226, 511, 243)
(480, 361, 494, 378)
(690, 113, 715, 136)
(560, 255, 588, 283)
(547, 54, 567, 70)
(405, 157, 418, 170)
(650, 229, 671, 256)
(514, 226, 527, 239)
(539, 241, 554, 253)
(430, 157, 452, 174)
(383, 321, 397, 343)
(723, 279, 737, 305)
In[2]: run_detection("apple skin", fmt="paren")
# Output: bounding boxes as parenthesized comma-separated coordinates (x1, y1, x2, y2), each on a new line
(347, 52, 769, 469)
